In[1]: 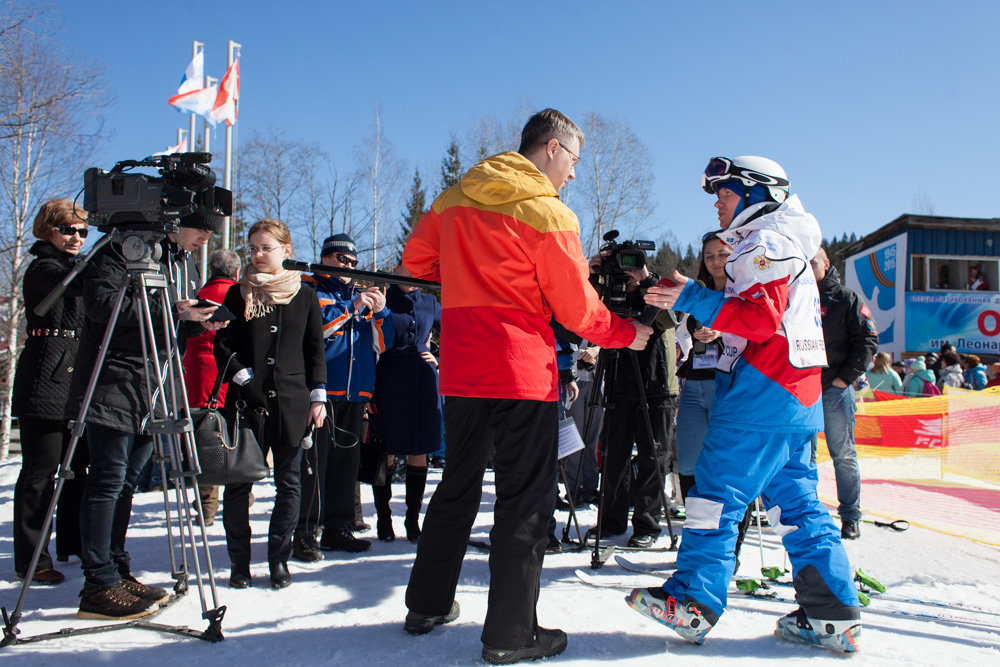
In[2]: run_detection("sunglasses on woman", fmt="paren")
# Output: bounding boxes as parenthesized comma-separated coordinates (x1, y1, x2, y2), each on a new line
(56, 224, 88, 238)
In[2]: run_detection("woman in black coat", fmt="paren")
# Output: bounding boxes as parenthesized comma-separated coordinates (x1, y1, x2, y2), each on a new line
(371, 278, 441, 542)
(11, 199, 89, 584)
(213, 218, 327, 590)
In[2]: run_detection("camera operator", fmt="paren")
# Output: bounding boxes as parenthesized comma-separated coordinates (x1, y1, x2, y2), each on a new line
(589, 253, 679, 548)
(68, 214, 220, 620)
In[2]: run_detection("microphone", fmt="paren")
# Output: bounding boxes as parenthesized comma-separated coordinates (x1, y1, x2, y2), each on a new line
(300, 424, 315, 450)
(639, 276, 681, 326)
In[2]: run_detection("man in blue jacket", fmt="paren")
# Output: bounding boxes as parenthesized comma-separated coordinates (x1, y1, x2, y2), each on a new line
(294, 234, 393, 558)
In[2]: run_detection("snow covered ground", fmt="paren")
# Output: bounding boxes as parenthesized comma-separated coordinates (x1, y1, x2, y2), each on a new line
(0, 454, 998, 665)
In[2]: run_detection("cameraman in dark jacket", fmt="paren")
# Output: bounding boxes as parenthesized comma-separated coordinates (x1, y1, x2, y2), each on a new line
(591, 253, 679, 548)
(69, 216, 220, 619)
(811, 247, 878, 540)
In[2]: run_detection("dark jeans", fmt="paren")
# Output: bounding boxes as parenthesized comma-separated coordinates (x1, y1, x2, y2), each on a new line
(601, 395, 672, 537)
(13, 418, 87, 573)
(79, 423, 153, 590)
(224, 439, 301, 566)
(298, 400, 364, 534)
(406, 397, 558, 649)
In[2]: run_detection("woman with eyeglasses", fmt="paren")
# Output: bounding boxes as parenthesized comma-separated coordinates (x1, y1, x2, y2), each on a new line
(11, 199, 90, 585)
(213, 218, 327, 590)
(674, 231, 731, 501)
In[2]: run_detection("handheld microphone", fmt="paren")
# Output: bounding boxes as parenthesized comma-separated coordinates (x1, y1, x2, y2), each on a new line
(639, 276, 682, 325)
(300, 424, 315, 450)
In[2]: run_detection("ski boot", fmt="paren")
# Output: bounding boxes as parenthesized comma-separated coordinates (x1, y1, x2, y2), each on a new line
(625, 587, 715, 645)
(774, 607, 861, 653)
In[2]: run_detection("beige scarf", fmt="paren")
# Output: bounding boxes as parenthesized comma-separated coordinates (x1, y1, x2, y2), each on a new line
(239, 265, 301, 320)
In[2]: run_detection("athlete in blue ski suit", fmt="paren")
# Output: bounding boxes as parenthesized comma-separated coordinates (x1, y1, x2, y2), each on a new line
(638, 159, 860, 645)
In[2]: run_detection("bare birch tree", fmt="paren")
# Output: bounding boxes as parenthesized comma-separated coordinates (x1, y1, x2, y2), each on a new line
(236, 126, 325, 259)
(354, 104, 404, 270)
(575, 112, 655, 256)
(0, 5, 107, 458)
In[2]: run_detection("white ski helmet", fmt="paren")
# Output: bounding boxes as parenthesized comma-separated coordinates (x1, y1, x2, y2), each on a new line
(701, 156, 790, 204)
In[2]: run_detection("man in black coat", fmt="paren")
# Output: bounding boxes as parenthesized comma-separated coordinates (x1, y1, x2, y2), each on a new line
(810, 247, 878, 540)
(70, 218, 220, 619)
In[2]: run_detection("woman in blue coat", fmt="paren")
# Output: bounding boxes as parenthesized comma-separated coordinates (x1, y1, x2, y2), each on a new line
(371, 276, 441, 542)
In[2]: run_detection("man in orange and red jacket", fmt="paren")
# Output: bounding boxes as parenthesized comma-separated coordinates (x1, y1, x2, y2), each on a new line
(400, 108, 651, 664)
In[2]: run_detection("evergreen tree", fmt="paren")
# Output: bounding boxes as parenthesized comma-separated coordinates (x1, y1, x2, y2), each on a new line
(398, 168, 426, 260)
(440, 137, 462, 192)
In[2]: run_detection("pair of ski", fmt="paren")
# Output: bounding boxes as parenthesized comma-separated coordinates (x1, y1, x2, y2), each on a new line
(574, 556, 1000, 630)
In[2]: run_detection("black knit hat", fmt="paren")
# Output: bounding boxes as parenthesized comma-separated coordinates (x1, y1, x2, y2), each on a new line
(178, 210, 224, 234)
(321, 233, 357, 257)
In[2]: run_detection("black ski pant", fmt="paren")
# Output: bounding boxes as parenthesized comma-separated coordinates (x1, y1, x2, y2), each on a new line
(405, 397, 558, 649)
(298, 400, 365, 534)
(600, 395, 671, 537)
(224, 441, 301, 566)
(13, 418, 87, 573)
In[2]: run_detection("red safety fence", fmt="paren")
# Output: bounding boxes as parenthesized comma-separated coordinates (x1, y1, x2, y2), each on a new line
(816, 386, 1000, 546)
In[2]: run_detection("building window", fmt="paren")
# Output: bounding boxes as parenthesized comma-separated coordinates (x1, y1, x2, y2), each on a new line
(925, 257, 997, 291)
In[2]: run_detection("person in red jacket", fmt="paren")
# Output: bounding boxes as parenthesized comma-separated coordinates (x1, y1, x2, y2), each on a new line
(182, 249, 239, 525)
(401, 108, 651, 665)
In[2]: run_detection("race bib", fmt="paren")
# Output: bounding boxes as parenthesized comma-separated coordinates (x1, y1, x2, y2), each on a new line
(692, 346, 719, 370)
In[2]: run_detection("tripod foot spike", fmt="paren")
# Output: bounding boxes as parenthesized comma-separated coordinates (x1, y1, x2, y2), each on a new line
(2, 606, 21, 648)
(200, 606, 226, 643)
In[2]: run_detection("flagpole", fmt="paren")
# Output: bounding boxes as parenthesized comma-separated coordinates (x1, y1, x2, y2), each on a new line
(200, 74, 217, 279)
(222, 40, 241, 251)
(190, 41, 202, 157)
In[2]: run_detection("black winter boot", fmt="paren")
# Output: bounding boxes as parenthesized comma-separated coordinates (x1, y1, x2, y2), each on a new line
(373, 481, 395, 541)
(404, 465, 427, 542)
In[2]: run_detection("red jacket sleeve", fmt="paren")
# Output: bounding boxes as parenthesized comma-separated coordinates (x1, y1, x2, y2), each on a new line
(534, 228, 637, 349)
(401, 208, 441, 282)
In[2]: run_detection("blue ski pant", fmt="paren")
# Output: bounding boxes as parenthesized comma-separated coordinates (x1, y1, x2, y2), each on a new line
(662, 426, 859, 621)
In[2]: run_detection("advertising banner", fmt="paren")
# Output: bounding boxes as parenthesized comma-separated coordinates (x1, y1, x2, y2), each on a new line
(905, 291, 1000, 354)
(844, 233, 907, 355)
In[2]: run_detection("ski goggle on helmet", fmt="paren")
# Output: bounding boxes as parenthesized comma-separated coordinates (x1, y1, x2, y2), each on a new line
(701, 156, 790, 204)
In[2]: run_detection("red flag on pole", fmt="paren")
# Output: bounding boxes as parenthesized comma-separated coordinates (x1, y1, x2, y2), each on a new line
(210, 58, 240, 126)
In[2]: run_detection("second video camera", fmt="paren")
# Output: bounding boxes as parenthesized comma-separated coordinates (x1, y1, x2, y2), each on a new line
(594, 230, 655, 317)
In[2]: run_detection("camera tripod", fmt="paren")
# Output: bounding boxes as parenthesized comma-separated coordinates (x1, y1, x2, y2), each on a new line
(568, 344, 679, 569)
(2, 230, 225, 647)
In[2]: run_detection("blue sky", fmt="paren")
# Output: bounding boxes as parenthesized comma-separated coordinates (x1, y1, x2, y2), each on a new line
(49, 0, 1000, 250)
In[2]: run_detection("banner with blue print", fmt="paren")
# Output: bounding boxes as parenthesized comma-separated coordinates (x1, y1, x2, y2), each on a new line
(844, 233, 907, 355)
(906, 291, 1000, 354)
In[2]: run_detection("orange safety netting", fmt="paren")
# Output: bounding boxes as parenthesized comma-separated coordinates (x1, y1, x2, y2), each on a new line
(815, 387, 1000, 546)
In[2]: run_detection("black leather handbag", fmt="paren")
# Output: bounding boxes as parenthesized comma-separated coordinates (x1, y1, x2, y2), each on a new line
(191, 353, 269, 486)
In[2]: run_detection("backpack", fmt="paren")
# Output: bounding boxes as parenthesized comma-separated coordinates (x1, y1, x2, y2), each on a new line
(922, 379, 941, 396)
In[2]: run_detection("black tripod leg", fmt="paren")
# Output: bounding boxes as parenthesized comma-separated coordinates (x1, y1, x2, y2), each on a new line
(556, 460, 584, 548)
(626, 349, 677, 550)
(589, 352, 618, 569)
(1, 277, 131, 646)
